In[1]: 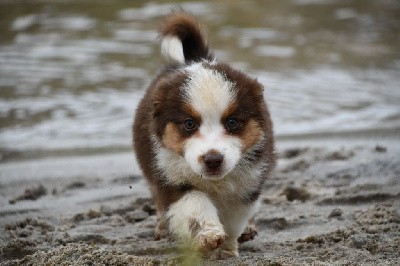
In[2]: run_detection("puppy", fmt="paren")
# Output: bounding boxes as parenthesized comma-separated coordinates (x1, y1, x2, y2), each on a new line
(133, 12, 275, 259)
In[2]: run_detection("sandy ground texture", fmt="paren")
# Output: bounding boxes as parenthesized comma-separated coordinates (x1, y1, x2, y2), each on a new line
(0, 132, 399, 265)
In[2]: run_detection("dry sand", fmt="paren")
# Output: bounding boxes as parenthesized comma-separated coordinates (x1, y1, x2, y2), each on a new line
(0, 131, 399, 265)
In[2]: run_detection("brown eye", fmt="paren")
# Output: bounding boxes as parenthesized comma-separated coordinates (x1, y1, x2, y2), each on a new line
(183, 118, 197, 133)
(226, 117, 240, 132)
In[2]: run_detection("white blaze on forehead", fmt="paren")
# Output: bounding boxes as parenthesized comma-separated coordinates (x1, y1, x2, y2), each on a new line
(184, 63, 236, 120)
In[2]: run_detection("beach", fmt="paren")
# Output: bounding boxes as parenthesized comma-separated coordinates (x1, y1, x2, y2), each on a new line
(1, 129, 399, 265)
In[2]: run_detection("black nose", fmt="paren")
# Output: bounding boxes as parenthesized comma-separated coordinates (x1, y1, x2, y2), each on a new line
(204, 153, 224, 170)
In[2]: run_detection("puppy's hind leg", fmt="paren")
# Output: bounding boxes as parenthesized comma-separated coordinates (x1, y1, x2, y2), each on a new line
(154, 213, 168, 240)
(167, 191, 226, 253)
(237, 217, 258, 243)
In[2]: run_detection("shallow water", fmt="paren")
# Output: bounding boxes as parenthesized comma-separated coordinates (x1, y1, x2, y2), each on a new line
(0, 0, 399, 156)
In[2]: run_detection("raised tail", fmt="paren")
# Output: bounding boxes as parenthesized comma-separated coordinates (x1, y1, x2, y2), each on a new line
(160, 12, 213, 65)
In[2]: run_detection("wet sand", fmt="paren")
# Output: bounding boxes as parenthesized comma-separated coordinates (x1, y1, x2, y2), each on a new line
(1, 132, 399, 265)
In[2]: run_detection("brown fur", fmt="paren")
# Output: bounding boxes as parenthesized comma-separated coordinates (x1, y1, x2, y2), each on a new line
(240, 119, 264, 152)
(162, 123, 185, 155)
(221, 102, 239, 122)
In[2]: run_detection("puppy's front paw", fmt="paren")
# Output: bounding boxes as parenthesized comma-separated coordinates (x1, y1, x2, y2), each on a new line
(189, 219, 226, 252)
(196, 228, 226, 251)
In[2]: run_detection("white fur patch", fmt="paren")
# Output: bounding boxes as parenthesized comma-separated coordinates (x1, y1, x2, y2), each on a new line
(184, 63, 236, 117)
(161, 35, 185, 64)
(182, 63, 242, 179)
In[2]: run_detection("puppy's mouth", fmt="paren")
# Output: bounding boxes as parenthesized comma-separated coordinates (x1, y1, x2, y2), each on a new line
(206, 169, 223, 176)
(200, 171, 226, 180)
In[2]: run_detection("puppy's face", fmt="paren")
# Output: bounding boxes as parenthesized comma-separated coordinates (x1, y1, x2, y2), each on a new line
(153, 62, 267, 180)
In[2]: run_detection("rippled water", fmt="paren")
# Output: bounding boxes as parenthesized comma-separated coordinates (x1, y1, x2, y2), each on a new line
(1, 0, 399, 157)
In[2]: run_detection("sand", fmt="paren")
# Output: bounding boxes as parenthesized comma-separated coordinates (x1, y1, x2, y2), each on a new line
(0, 131, 399, 265)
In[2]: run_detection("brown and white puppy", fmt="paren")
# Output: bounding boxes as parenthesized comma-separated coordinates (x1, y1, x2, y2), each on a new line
(133, 12, 275, 259)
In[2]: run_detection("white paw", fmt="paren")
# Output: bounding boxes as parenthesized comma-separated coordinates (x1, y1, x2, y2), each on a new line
(190, 220, 226, 252)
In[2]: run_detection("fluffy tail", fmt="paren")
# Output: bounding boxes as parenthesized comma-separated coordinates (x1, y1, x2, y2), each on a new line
(160, 12, 213, 64)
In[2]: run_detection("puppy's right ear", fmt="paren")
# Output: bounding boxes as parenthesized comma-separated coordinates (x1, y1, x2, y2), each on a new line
(152, 83, 163, 108)
(151, 71, 187, 117)
(151, 80, 166, 118)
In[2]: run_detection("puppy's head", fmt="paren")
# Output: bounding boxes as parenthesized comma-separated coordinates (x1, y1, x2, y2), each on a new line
(152, 62, 269, 180)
